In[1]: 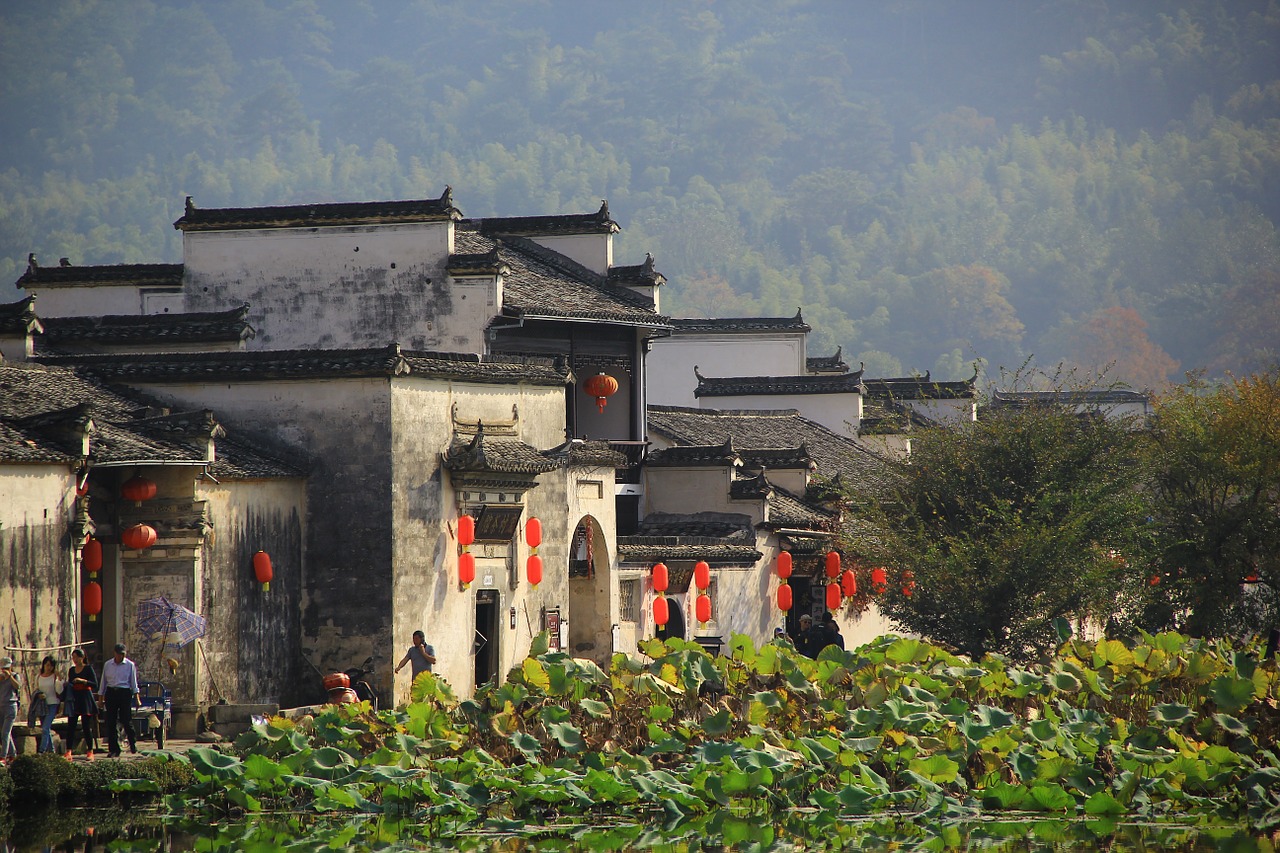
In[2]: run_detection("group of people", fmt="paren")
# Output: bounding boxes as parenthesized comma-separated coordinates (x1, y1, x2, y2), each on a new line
(0, 642, 144, 762)
(786, 611, 845, 657)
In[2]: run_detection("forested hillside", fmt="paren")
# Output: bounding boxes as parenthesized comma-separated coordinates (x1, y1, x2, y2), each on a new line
(2, 0, 1277, 383)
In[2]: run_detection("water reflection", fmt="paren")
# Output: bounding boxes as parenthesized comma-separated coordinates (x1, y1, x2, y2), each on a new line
(2, 809, 1274, 851)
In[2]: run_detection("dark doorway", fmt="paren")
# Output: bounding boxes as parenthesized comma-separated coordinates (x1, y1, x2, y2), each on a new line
(473, 593, 500, 689)
(785, 577, 817, 635)
(656, 596, 687, 642)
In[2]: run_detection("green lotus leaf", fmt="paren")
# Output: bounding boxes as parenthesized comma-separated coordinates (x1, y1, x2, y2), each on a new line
(648, 703, 674, 722)
(1212, 713, 1251, 736)
(980, 781, 1029, 809)
(108, 777, 162, 793)
(702, 708, 733, 736)
(520, 657, 551, 692)
(510, 731, 542, 759)
(1050, 670, 1082, 692)
(1083, 790, 1126, 815)
(579, 698, 611, 718)
(908, 754, 960, 784)
(1027, 783, 1074, 811)
(187, 746, 244, 781)
(1151, 703, 1195, 725)
(886, 638, 929, 663)
(548, 721, 585, 753)
(1093, 639, 1135, 670)
(1210, 674, 1256, 713)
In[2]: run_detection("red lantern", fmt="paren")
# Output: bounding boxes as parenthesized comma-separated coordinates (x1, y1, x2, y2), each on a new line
(82, 538, 102, 576)
(459, 552, 476, 587)
(526, 517, 542, 550)
(871, 567, 888, 589)
(653, 595, 669, 627)
(457, 514, 475, 547)
(253, 551, 273, 591)
(121, 475, 157, 505)
(121, 523, 157, 550)
(826, 582, 842, 610)
(84, 581, 102, 623)
(696, 593, 712, 624)
(1148, 575, 1161, 586)
(776, 551, 792, 580)
(694, 561, 710, 592)
(777, 583, 793, 612)
(583, 372, 619, 414)
(841, 569, 857, 598)
(652, 562, 669, 593)
(825, 551, 841, 578)
(527, 554, 543, 587)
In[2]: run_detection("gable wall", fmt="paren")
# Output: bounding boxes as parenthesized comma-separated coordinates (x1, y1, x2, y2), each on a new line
(701, 392, 861, 438)
(647, 333, 808, 407)
(181, 222, 474, 352)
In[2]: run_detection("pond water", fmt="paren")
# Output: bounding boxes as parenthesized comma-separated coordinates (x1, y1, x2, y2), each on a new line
(3, 807, 1274, 852)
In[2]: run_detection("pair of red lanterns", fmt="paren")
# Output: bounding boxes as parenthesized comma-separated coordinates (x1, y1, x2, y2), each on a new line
(650, 561, 713, 627)
(455, 515, 545, 588)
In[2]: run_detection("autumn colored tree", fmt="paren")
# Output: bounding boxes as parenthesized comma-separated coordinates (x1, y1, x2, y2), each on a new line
(1066, 307, 1179, 391)
(916, 264, 1024, 354)
(846, 376, 1152, 659)
(1140, 371, 1280, 637)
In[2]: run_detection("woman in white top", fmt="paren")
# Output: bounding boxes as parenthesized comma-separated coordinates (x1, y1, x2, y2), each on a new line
(34, 655, 64, 754)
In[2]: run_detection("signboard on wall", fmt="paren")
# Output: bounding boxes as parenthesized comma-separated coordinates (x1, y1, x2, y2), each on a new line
(544, 608, 561, 651)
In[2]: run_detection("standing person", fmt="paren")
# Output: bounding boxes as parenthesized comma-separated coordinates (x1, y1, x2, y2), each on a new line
(792, 614, 816, 657)
(66, 648, 99, 757)
(0, 657, 20, 763)
(34, 655, 64, 754)
(98, 643, 139, 757)
(819, 611, 845, 652)
(394, 630, 436, 680)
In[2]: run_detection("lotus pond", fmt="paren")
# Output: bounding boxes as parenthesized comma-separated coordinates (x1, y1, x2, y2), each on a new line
(7, 630, 1280, 850)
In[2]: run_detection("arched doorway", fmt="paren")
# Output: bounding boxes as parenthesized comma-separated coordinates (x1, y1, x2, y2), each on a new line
(567, 515, 612, 666)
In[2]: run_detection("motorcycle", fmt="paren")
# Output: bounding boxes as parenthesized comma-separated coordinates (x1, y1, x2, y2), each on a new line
(322, 656, 378, 709)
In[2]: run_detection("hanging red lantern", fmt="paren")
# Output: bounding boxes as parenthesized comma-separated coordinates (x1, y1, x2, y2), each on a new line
(694, 561, 711, 591)
(653, 595, 669, 627)
(527, 554, 543, 587)
(652, 562, 669, 593)
(459, 552, 476, 587)
(84, 581, 102, 623)
(841, 569, 857, 598)
(825, 551, 841, 579)
(82, 538, 102, 577)
(777, 583, 793, 612)
(121, 475, 157, 505)
(695, 593, 712, 624)
(583, 372, 620, 414)
(871, 567, 888, 591)
(457, 514, 475, 547)
(253, 551, 273, 591)
(121, 523, 157, 550)
(526, 517, 542, 550)
(776, 551, 792, 580)
(826, 582, 842, 610)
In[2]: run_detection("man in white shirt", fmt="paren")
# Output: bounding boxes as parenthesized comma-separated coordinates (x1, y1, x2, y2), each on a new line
(98, 643, 139, 757)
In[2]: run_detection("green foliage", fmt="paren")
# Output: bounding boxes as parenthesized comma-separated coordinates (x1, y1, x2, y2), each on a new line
(165, 631, 1280, 838)
(847, 370, 1154, 658)
(0, 752, 193, 809)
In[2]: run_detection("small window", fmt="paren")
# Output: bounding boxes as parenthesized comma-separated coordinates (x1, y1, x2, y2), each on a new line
(619, 579, 641, 623)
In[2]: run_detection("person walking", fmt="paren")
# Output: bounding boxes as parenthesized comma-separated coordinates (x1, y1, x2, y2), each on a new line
(98, 643, 139, 757)
(0, 657, 20, 764)
(395, 630, 436, 680)
(65, 648, 99, 757)
(33, 655, 64, 754)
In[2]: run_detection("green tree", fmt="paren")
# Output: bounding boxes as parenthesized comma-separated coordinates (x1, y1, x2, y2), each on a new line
(1142, 370, 1280, 636)
(846, 373, 1151, 659)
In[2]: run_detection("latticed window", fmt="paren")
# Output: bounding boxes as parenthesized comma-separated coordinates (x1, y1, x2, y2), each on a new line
(619, 579, 641, 623)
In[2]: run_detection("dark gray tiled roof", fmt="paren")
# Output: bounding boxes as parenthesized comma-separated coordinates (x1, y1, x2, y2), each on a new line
(695, 366, 865, 398)
(454, 227, 666, 327)
(670, 309, 809, 334)
(37, 345, 570, 386)
(607, 253, 665, 288)
(645, 438, 740, 468)
(0, 296, 42, 335)
(990, 389, 1149, 407)
(39, 305, 254, 347)
(648, 405, 884, 486)
(739, 445, 815, 471)
(767, 487, 838, 531)
(173, 190, 459, 232)
(0, 361, 302, 476)
(636, 511, 755, 541)
(617, 539, 763, 566)
(207, 435, 307, 479)
(472, 201, 618, 236)
(446, 249, 507, 277)
(16, 260, 183, 290)
(564, 440, 628, 468)
(863, 373, 979, 401)
(442, 431, 559, 475)
(806, 346, 849, 374)
(729, 471, 772, 500)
